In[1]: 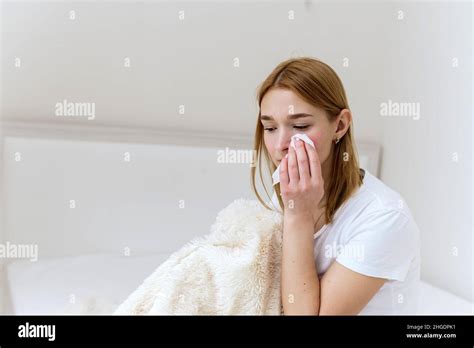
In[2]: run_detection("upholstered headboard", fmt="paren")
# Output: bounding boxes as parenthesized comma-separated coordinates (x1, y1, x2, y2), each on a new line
(2, 122, 381, 259)
(357, 142, 381, 178)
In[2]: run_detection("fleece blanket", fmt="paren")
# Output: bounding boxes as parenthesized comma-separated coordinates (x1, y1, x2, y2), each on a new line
(113, 199, 283, 315)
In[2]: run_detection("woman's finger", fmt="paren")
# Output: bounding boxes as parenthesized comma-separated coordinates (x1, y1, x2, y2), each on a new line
(305, 140, 322, 182)
(294, 139, 310, 184)
(279, 153, 289, 190)
(288, 143, 299, 184)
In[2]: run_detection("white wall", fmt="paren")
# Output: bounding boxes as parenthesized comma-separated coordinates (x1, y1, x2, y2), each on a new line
(376, 2, 473, 302)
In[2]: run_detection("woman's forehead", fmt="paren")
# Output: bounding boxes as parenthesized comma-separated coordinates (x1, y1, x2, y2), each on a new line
(261, 89, 321, 117)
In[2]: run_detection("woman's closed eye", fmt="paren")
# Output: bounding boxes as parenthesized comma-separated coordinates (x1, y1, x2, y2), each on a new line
(264, 125, 310, 132)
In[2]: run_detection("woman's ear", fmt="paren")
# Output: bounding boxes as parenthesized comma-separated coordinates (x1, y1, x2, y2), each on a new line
(334, 109, 352, 140)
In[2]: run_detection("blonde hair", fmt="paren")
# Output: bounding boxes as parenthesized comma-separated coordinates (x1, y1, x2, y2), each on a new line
(251, 57, 363, 225)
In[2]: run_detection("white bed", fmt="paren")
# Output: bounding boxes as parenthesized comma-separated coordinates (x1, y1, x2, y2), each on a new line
(4, 253, 473, 315)
(3, 253, 170, 315)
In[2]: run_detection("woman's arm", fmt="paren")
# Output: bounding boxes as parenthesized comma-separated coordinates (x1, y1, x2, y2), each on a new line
(279, 138, 386, 315)
(281, 215, 320, 315)
(319, 261, 386, 315)
(281, 214, 387, 316)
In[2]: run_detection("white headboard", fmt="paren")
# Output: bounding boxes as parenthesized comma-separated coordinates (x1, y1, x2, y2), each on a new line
(2, 122, 381, 260)
(2, 123, 257, 259)
(357, 142, 381, 178)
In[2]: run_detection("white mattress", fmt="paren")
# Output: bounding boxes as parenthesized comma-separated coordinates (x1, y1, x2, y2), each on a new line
(418, 281, 473, 315)
(4, 253, 170, 315)
(4, 253, 473, 315)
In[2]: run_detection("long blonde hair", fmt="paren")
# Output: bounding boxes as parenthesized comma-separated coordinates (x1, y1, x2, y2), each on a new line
(251, 57, 363, 225)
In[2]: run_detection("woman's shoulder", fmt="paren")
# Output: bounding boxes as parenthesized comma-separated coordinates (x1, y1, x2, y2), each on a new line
(331, 170, 420, 282)
(335, 169, 420, 248)
(346, 169, 413, 219)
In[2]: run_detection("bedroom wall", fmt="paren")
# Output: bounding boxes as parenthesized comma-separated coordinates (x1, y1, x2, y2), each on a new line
(375, 3, 472, 302)
(0, 124, 5, 313)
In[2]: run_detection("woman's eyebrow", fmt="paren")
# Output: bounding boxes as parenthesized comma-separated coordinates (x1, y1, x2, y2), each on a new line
(260, 113, 313, 121)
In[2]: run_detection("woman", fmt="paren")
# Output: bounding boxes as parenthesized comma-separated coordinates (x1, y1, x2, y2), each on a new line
(251, 57, 420, 315)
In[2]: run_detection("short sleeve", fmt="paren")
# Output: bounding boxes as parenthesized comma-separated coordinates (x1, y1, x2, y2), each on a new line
(335, 208, 418, 282)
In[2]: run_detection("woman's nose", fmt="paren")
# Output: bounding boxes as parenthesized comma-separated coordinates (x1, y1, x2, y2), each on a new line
(275, 131, 291, 152)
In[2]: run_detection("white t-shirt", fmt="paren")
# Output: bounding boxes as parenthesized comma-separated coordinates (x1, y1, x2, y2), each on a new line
(270, 168, 421, 315)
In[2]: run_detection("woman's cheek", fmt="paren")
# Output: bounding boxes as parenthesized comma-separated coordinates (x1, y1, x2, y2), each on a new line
(264, 141, 277, 165)
(307, 131, 321, 149)
(307, 132, 326, 161)
(263, 136, 271, 153)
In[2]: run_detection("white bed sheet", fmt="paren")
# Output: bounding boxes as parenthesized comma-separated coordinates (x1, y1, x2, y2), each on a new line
(4, 253, 170, 315)
(418, 280, 473, 315)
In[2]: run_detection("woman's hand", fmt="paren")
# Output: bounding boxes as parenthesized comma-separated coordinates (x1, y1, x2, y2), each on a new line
(279, 138, 325, 227)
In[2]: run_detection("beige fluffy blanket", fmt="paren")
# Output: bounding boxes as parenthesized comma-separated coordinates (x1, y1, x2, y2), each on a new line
(113, 199, 283, 315)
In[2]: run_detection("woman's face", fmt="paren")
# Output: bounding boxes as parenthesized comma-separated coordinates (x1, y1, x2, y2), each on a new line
(260, 88, 338, 169)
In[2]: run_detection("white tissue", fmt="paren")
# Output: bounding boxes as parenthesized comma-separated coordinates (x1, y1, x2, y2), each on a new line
(272, 133, 315, 186)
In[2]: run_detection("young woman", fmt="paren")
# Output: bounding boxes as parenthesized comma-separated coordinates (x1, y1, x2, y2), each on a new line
(251, 57, 421, 315)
